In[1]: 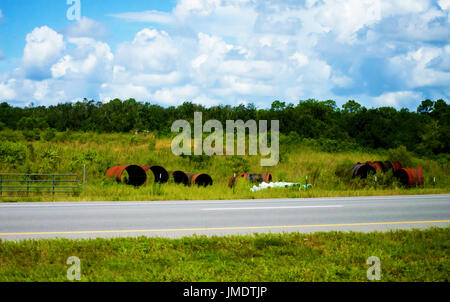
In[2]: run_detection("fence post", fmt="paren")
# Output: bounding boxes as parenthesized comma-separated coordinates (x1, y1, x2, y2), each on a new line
(0, 176, 2, 197)
(83, 164, 86, 195)
(52, 175, 55, 196)
(26, 175, 29, 196)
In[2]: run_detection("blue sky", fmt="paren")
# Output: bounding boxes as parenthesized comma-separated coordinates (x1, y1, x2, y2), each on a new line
(0, 0, 449, 109)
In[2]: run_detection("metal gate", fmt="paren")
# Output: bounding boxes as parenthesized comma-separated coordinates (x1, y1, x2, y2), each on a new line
(0, 173, 80, 197)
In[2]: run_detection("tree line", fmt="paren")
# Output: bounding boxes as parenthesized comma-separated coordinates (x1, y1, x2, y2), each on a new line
(0, 98, 448, 157)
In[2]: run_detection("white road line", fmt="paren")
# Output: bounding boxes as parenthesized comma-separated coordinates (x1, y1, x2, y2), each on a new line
(0, 194, 448, 208)
(201, 205, 344, 211)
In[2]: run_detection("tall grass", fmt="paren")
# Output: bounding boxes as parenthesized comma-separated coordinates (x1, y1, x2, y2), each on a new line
(0, 130, 448, 201)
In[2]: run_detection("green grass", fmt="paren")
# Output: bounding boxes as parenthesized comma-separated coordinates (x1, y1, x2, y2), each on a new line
(0, 227, 449, 282)
(0, 130, 449, 202)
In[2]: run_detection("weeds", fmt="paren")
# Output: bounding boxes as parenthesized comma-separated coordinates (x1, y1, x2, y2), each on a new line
(0, 130, 448, 202)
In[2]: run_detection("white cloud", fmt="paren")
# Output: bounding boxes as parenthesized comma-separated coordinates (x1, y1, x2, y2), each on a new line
(115, 29, 179, 73)
(318, 0, 383, 44)
(217, 60, 276, 79)
(174, 0, 238, 20)
(0, 78, 17, 100)
(438, 0, 450, 21)
(21, 26, 65, 80)
(439, 0, 450, 10)
(389, 46, 450, 88)
(381, 0, 430, 15)
(190, 33, 233, 84)
(175, 0, 258, 39)
(219, 75, 275, 95)
(2, 0, 449, 109)
(63, 17, 108, 39)
(373, 91, 423, 108)
(150, 85, 199, 105)
(110, 10, 174, 23)
(51, 37, 114, 82)
(129, 72, 182, 87)
(99, 83, 150, 103)
(290, 53, 309, 67)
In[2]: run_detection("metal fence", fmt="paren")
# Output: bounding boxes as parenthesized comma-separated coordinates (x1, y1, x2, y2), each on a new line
(0, 173, 81, 197)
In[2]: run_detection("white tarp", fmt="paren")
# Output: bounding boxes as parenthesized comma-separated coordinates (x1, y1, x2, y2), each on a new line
(250, 182, 312, 192)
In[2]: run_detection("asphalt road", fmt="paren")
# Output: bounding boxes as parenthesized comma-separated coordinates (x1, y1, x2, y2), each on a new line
(0, 194, 449, 240)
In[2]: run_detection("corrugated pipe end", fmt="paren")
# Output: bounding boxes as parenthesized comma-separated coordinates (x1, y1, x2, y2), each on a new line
(394, 167, 424, 187)
(352, 161, 403, 178)
(142, 165, 169, 183)
(105, 165, 147, 186)
(351, 163, 376, 179)
(185, 172, 213, 187)
(192, 173, 213, 187)
(169, 171, 189, 185)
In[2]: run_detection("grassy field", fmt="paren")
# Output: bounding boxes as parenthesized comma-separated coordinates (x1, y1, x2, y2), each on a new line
(0, 130, 449, 201)
(0, 227, 448, 282)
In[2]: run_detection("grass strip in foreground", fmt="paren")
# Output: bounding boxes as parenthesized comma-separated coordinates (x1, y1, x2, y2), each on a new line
(0, 227, 449, 282)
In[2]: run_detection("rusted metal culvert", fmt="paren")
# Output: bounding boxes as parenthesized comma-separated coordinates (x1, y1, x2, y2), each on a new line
(169, 171, 213, 186)
(187, 173, 213, 186)
(142, 165, 169, 183)
(169, 171, 189, 185)
(228, 173, 272, 188)
(394, 167, 424, 186)
(105, 165, 147, 186)
(352, 161, 402, 179)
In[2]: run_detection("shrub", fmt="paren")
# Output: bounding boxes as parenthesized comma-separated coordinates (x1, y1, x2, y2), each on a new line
(0, 141, 27, 167)
(387, 145, 415, 167)
(148, 136, 157, 151)
(17, 117, 48, 130)
(374, 170, 398, 188)
(277, 171, 287, 181)
(226, 156, 250, 174)
(42, 128, 56, 141)
(335, 159, 354, 178)
(22, 128, 41, 141)
(0, 130, 23, 142)
(38, 147, 61, 173)
(301, 138, 362, 153)
(70, 149, 113, 176)
(26, 143, 36, 162)
(130, 135, 145, 145)
(19, 160, 38, 174)
(54, 130, 75, 142)
(436, 153, 450, 169)
(181, 153, 212, 169)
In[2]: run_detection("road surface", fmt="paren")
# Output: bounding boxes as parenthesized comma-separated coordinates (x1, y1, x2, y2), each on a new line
(0, 194, 449, 240)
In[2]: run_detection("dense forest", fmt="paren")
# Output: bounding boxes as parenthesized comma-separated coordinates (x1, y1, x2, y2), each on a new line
(0, 98, 448, 158)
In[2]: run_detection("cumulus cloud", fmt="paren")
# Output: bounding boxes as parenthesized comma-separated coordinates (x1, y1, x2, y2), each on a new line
(110, 10, 174, 23)
(0, 78, 17, 100)
(62, 17, 109, 40)
(99, 83, 150, 103)
(51, 37, 114, 82)
(21, 26, 65, 80)
(389, 46, 450, 88)
(115, 29, 179, 73)
(1, 26, 114, 105)
(373, 91, 423, 108)
(2, 0, 449, 109)
(439, 0, 450, 10)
